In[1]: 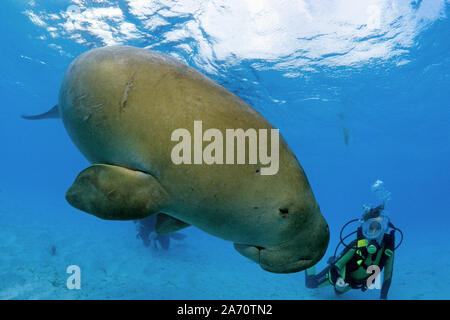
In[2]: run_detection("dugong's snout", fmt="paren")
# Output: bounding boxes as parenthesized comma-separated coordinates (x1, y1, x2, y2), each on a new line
(263, 212, 329, 273)
(234, 210, 329, 273)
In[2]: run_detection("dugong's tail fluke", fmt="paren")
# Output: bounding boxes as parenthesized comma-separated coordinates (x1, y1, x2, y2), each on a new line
(21, 105, 59, 120)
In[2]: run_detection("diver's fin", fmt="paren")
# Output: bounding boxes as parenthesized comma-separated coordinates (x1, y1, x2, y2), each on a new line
(306, 266, 316, 276)
(66, 164, 170, 220)
(155, 213, 190, 234)
(157, 235, 170, 250)
(21, 105, 60, 120)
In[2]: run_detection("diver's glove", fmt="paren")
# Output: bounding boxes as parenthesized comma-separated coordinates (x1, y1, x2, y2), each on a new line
(336, 277, 348, 288)
(334, 277, 349, 294)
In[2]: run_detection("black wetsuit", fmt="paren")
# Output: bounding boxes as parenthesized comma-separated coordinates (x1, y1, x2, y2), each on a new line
(135, 216, 171, 249)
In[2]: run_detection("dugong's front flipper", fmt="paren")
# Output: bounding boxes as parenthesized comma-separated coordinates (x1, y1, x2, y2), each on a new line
(66, 164, 170, 220)
(155, 213, 190, 234)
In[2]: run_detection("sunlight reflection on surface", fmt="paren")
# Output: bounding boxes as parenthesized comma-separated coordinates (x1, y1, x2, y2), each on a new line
(24, 0, 448, 75)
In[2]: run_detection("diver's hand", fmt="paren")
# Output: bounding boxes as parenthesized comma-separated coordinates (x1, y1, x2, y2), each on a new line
(336, 277, 348, 287)
(335, 277, 349, 290)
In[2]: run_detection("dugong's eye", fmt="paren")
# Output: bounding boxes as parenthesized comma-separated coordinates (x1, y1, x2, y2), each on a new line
(279, 208, 289, 217)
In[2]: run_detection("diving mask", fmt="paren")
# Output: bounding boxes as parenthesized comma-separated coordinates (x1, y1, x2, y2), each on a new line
(361, 215, 389, 240)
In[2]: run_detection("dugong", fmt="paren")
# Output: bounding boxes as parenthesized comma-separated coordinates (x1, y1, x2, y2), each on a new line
(26, 46, 329, 273)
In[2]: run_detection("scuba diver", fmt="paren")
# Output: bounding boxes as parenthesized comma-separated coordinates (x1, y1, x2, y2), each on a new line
(134, 215, 187, 250)
(305, 203, 403, 299)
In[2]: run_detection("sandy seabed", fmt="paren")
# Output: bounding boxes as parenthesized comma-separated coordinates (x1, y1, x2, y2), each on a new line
(0, 192, 448, 300)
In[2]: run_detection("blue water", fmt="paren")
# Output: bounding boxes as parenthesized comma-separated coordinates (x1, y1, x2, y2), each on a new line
(1, 0, 449, 300)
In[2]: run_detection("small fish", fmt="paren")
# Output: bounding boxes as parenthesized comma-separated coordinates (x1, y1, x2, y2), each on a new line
(342, 126, 350, 147)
